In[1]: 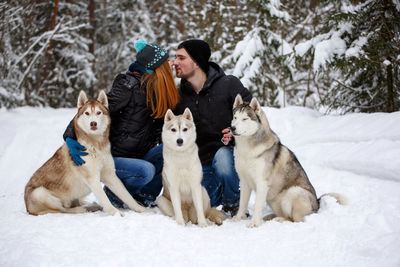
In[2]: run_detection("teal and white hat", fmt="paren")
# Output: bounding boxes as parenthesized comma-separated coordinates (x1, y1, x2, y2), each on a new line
(134, 39, 169, 73)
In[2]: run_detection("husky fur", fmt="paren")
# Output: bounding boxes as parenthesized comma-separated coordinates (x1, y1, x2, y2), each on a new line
(156, 108, 224, 226)
(231, 95, 346, 227)
(24, 90, 145, 216)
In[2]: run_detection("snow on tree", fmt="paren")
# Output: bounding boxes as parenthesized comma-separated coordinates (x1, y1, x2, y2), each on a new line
(1, 0, 398, 113)
(296, 0, 400, 113)
(223, 0, 293, 107)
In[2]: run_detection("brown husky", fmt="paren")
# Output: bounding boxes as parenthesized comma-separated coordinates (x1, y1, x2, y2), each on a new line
(24, 90, 145, 216)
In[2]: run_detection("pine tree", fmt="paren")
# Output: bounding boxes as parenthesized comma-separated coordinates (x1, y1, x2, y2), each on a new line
(301, 0, 400, 113)
(149, 0, 186, 50)
(1, 0, 398, 113)
(94, 0, 155, 93)
(286, 0, 342, 108)
(0, 0, 97, 107)
(40, 0, 96, 107)
(332, 0, 400, 113)
(226, 0, 292, 107)
(0, 0, 52, 107)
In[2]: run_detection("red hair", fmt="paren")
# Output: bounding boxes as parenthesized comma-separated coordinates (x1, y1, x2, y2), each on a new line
(142, 61, 180, 118)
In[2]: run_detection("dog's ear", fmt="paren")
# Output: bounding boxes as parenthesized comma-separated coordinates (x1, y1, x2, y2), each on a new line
(233, 94, 243, 109)
(182, 108, 193, 121)
(97, 90, 108, 109)
(164, 109, 175, 122)
(249, 97, 261, 114)
(77, 90, 88, 109)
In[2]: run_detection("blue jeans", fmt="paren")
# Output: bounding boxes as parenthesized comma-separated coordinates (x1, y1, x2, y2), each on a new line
(201, 146, 240, 208)
(112, 144, 163, 206)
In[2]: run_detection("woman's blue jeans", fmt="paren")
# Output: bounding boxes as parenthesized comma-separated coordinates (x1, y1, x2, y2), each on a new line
(201, 146, 240, 209)
(112, 144, 163, 206)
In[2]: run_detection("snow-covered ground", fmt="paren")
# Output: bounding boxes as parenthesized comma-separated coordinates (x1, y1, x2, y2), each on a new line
(0, 106, 399, 267)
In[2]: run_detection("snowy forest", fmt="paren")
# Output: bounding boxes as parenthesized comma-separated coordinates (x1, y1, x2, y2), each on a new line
(1, 0, 399, 113)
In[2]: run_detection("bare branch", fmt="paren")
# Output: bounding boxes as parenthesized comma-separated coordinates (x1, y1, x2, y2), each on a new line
(17, 18, 64, 99)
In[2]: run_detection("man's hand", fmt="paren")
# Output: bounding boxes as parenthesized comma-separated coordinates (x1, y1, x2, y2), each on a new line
(221, 127, 232, 145)
(65, 137, 88, 166)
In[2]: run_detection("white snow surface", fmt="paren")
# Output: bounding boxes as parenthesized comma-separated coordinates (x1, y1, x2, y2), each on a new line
(1, 106, 400, 267)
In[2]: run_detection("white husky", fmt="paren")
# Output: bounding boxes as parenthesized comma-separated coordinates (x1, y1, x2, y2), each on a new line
(231, 95, 346, 227)
(156, 108, 224, 226)
(24, 90, 145, 216)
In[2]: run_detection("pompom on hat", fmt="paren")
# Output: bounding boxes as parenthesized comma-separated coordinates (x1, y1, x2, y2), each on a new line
(133, 39, 169, 73)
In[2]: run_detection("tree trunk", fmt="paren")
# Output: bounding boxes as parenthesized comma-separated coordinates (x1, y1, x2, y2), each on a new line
(386, 62, 395, 112)
(32, 0, 59, 105)
(88, 0, 96, 97)
(48, 0, 59, 50)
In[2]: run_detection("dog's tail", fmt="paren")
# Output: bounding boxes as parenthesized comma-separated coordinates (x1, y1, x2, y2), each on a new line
(206, 208, 224, 226)
(318, 193, 348, 206)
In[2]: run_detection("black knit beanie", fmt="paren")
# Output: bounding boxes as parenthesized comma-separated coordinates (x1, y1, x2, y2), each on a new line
(178, 39, 211, 74)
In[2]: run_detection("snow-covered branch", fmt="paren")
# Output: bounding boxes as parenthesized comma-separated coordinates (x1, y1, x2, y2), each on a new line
(17, 19, 64, 95)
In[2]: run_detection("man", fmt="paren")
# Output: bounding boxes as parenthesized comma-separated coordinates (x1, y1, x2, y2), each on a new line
(173, 39, 252, 216)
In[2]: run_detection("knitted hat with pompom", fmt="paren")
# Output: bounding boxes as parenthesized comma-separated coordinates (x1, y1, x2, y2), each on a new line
(132, 39, 169, 73)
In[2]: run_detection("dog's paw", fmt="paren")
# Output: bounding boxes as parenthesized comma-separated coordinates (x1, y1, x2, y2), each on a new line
(232, 215, 241, 222)
(85, 203, 103, 212)
(232, 213, 247, 222)
(113, 211, 124, 217)
(105, 206, 123, 217)
(271, 216, 287, 223)
(263, 213, 276, 221)
(133, 204, 146, 213)
(210, 217, 223, 226)
(197, 220, 208, 228)
(247, 219, 262, 228)
(176, 217, 185, 226)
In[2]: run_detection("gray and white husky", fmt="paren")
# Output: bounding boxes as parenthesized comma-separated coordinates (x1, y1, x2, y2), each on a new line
(231, 95, 346, 227)
(24, 90, 145, 216)
(156, 108, 224, 226)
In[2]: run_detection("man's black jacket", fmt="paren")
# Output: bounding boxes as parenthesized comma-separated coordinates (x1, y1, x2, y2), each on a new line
(175, 62, 252, 164)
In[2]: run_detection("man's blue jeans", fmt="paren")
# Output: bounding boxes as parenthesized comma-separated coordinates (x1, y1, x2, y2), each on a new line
(109, 145, 239, 208)
(112, 144, 163, 206)
(201, 146, 240, 208)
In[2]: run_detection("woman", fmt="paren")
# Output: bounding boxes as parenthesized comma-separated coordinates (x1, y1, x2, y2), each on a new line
(63, 39, 179, 207)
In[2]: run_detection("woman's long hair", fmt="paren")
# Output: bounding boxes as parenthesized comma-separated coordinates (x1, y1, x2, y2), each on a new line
(142, 61, 180, 118)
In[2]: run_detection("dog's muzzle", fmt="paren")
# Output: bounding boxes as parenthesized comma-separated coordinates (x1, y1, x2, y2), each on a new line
(90, 121, 98, 131)
(230, 126, 239, 136)
(176, 138, 183, 146)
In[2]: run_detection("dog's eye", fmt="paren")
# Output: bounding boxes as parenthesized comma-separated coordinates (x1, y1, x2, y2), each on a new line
(85, 112, 89, 116)
(96, 111, 101, 115)
(182, 128, 188, 132)
(171, 128, 176, 132)
(243, 118, 248, 121)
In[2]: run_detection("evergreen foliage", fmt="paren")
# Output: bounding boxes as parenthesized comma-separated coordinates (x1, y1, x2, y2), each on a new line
(324, 0, 400, 113)
(0, 0, 398, 113)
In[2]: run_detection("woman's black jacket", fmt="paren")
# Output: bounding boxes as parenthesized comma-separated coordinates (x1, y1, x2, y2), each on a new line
(63, 72, 163, 158)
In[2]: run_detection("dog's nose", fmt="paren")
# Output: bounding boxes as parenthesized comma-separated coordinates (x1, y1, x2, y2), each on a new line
(176, 138, 183, 146)
(90, 121, 97, 127)
(231, 126, 236, 132)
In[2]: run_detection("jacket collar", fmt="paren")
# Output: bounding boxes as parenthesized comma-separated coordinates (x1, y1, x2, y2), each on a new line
(180, 62, 225, 95)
